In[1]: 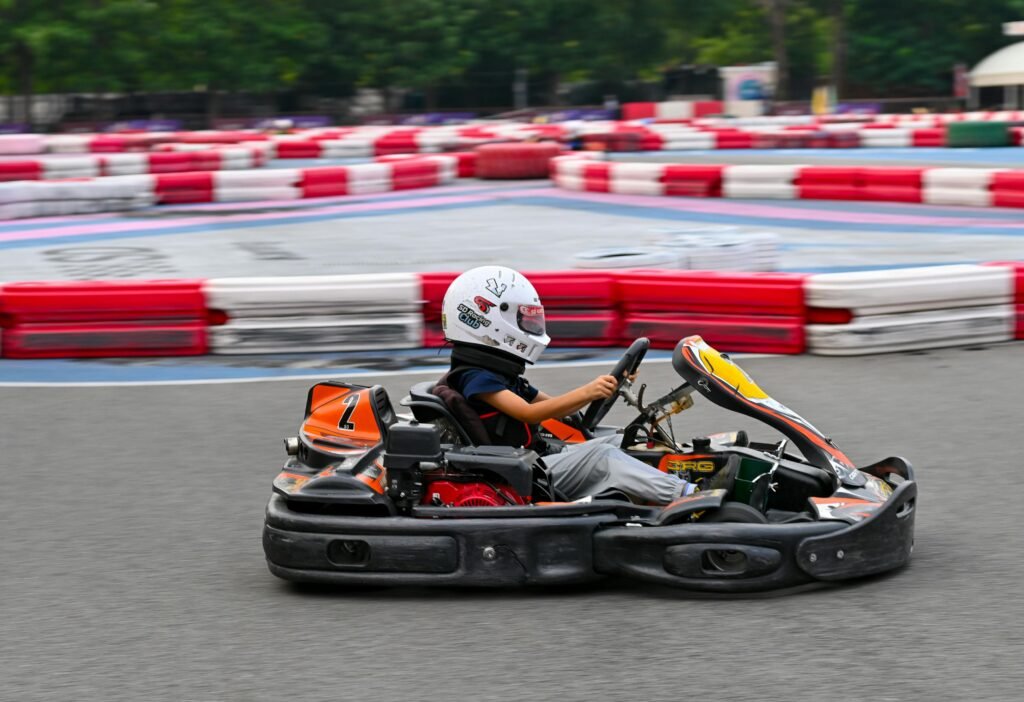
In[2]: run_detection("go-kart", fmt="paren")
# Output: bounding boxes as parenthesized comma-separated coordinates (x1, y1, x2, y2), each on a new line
(263, 335, 916, 593)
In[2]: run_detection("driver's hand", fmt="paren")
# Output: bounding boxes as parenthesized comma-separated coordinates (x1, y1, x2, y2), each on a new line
(583, 375, 617, 401)
(625, 371, 638, 384)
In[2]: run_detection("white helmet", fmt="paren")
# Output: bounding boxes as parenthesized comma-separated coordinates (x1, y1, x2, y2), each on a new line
(441, 266, 550, 363)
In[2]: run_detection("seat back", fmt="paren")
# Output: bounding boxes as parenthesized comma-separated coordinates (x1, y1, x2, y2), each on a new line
(407, 381, 480, 445)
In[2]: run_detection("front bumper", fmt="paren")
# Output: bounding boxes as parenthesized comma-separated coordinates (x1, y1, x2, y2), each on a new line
(264, 481, 916, 593)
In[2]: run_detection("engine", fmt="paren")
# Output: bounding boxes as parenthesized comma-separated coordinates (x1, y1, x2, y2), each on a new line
(422, 479, 528, 507)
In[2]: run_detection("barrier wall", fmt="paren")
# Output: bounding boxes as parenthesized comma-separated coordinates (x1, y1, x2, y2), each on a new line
(551, 154, 1024, 210)
(0, 148, 265, 182)
(3, 264, 1019, 359)
(0, 156, 458, 218)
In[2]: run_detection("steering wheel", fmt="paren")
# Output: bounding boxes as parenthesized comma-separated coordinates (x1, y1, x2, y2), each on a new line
(581, 337, 650, 431)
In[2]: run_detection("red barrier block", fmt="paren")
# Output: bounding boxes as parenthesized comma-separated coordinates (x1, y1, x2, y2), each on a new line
(983, 261, 1024, 338)
(826, 132, 861, 148)
(859, 167, 924, 203)
(299, 167, 348, 197)
(451, 151, 477, 178)
(475, 142, 563, 179)
(622, 102, 657, 120)
(148, 151, 198, 174)
(991, 172, 1024, 208)
(545, 311, 619, 346)
(616, 270, 806, 317)
(714, 131, 755, 149)
(797, 167, 863, 201)
(1, 322, 208, 358)
(0, 279, 207, 323)
(178, 131, 266, 144)
(526, 271, 618, 308)
(189, 150, 224, 172)
(621, 313, 805, 354)
(390, 159, 440, 190)
(912, 128, 946, 147)
(582, 162, 611, 192)
(639, 132, 665, 151)
(0, 279, 209, 358)
(87, 135, 129, 153)
(693, 101, 724, 118)
(661, 164, 724, 197)
(374, 131, 422, 156)
(276, 141, 324, 159)
(154, 172, 214, 204)
(0, 160, 42, 181)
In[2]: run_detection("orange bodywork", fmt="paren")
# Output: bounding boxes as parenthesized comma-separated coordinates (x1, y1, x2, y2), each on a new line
(541, 418, 588, 444)
(302, 384, 383, 451)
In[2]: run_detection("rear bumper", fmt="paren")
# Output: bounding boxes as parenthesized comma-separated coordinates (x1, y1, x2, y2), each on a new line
(264, 481, 916, 593)
(264, 494, 614, 587)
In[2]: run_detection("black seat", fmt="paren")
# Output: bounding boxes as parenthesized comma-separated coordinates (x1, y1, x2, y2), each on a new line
(406, 381, 477, 445)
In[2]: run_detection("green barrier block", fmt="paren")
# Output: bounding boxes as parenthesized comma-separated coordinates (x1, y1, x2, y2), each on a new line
(947, 121, 1011, 147)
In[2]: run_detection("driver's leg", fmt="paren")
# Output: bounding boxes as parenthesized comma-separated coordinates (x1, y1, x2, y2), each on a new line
(544, 440, 696, 504)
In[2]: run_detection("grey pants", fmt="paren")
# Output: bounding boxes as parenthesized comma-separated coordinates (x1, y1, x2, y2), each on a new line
(543, 434, 694, 505)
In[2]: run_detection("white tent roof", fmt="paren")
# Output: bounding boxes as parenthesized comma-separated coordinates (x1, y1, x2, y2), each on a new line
(971, 41, 1024, 87)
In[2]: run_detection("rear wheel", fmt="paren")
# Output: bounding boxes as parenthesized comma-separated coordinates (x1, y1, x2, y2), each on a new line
(699, 502, 768, 574)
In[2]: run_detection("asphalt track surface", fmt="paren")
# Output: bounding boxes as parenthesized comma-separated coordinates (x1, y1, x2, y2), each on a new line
(3, 343, 1023, 701)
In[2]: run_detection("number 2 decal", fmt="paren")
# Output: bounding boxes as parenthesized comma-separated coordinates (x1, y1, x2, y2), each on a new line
(337, 394, 359, 431)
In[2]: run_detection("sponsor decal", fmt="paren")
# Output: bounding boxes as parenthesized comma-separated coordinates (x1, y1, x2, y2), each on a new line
(664, 459, 716, 473)
(337, 393, 359, 431)
(273, 472, 310, 494)
(485, 277, 508, 298)
(474, 296, 496, 313)
(457, 303, 492, 330)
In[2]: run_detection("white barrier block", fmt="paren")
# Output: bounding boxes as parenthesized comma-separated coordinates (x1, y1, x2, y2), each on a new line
(217, 148, 258, 170)
(609, 179, 666, 196)
(209, 315, 423, 354)
(655, 101, 695, 120)
(346, 163, 392, 194)
(860, 130, 912, 147)
(323, 140, 374, 159)
(214, 186, 301, 202)
(806, 264, 1014, 315)
(723, 182, 796, 199)
(923, 168, 1003, 189)
(923, 186, 993, 207)
(0, 134, 45, 155)
(662, 134, 716, 149)
(41, 156, 101, 179)
(554, 157, 589, 178)
(808, 305, 1015, 355)
(205, 273, 421, 317)
(554, 174, 585, 191)
(213, 169, 299, 188)
(102, 153, 149, 176)
(45, 134, 93, 153)
(724, 164, 803, 182)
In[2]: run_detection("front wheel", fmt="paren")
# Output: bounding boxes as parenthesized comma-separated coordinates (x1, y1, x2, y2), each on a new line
(700, 501, 768, 524)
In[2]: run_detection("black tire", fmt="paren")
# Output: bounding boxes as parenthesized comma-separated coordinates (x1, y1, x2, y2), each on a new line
(701, 501, 769, 524)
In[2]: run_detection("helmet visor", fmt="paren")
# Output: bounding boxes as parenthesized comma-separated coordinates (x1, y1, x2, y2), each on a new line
(517, 304, 546, 336)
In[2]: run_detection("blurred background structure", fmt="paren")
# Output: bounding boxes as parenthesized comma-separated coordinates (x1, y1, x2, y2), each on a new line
(3, 0, 1024, 130)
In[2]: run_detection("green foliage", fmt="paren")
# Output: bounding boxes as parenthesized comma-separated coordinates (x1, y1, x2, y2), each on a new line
(1, 0, 1022, 103)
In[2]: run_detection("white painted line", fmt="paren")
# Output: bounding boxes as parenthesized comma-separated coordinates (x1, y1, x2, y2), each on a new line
(0, 353, 780, 388)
